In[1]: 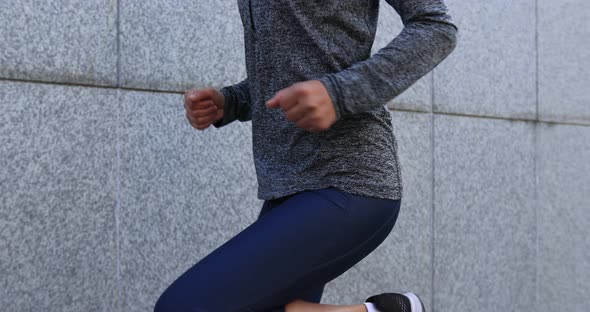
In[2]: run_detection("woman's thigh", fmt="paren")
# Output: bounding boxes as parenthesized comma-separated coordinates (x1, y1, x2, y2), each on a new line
(153, 187, 401, 312)
(256, 198, 326, 307)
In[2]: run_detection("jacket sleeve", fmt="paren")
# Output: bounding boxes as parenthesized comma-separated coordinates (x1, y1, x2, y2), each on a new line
(212, 78, 253, 128)
(316, 0, 458, 120)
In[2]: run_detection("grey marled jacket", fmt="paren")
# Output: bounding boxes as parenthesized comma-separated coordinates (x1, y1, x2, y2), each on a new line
(214, 0, 458, 200)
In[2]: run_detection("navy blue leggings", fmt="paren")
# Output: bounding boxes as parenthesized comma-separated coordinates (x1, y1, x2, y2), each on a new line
(154, 187, 401, 312)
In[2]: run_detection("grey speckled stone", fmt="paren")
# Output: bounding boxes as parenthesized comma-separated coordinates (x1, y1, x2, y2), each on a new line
(322, 111, 433, 308)
(538, 0, 590, 124)
(118, 89, 260, 312)
(433, 115, 536, 312)
(0, 1, 118, 86)
(434, 0, 536, 120)
(0, 81, 118, 311)
(375, 1, 432, 112)
(536, 123, 590, 312)
(119, 0, 246, 92)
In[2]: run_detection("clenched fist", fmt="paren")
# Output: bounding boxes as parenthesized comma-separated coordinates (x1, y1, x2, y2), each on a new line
(265, 80, 337, 132)
(184, 87, 225, 130)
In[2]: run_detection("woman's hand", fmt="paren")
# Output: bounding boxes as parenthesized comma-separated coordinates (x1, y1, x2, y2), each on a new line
(265, 80, 337, 132)
(184, 87, 225, 130)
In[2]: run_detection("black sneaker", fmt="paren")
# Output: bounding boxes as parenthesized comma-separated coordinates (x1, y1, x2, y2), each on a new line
(364, 292, 425, 312)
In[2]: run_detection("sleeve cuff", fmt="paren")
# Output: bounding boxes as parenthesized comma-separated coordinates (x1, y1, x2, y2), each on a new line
(212, 86, 234, 128)
(317, 74, 343, 121)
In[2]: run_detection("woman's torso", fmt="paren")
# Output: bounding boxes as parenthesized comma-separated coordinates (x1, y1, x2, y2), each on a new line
(237, 0, 403, 200)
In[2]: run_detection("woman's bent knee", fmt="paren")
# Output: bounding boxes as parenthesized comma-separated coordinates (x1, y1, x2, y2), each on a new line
(153, 290, 179, 312)
(153, 287, 209, 312)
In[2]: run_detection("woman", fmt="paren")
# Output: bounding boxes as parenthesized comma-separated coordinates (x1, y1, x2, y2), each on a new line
(167, 0, 458, 311)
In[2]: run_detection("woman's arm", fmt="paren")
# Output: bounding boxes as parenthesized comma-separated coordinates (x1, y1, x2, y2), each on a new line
(213, 78, 253, 128)
(317, 0, 458, 120)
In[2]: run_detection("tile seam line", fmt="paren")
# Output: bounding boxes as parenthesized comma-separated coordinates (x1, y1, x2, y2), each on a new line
(116, 0, 122, 309)
(534, 0, 539, 121)
(430, 70, 436, 311)
(0, 77, 181, 94)
(533, 113, 539, 312)
(115, 88, 122, 310)
(534, 0, 539, 309)
(116, 0, 121, 88)
(432, 112, 589, 127)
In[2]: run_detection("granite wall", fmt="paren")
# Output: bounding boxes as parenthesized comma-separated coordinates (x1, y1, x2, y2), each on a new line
(1, 1, 588, 311)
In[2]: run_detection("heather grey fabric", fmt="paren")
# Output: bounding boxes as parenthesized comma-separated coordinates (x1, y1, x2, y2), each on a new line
(214, 0, 458, 200)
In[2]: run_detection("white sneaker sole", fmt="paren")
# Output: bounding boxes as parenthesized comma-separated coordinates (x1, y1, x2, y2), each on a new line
(403, 292, 425, 312)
